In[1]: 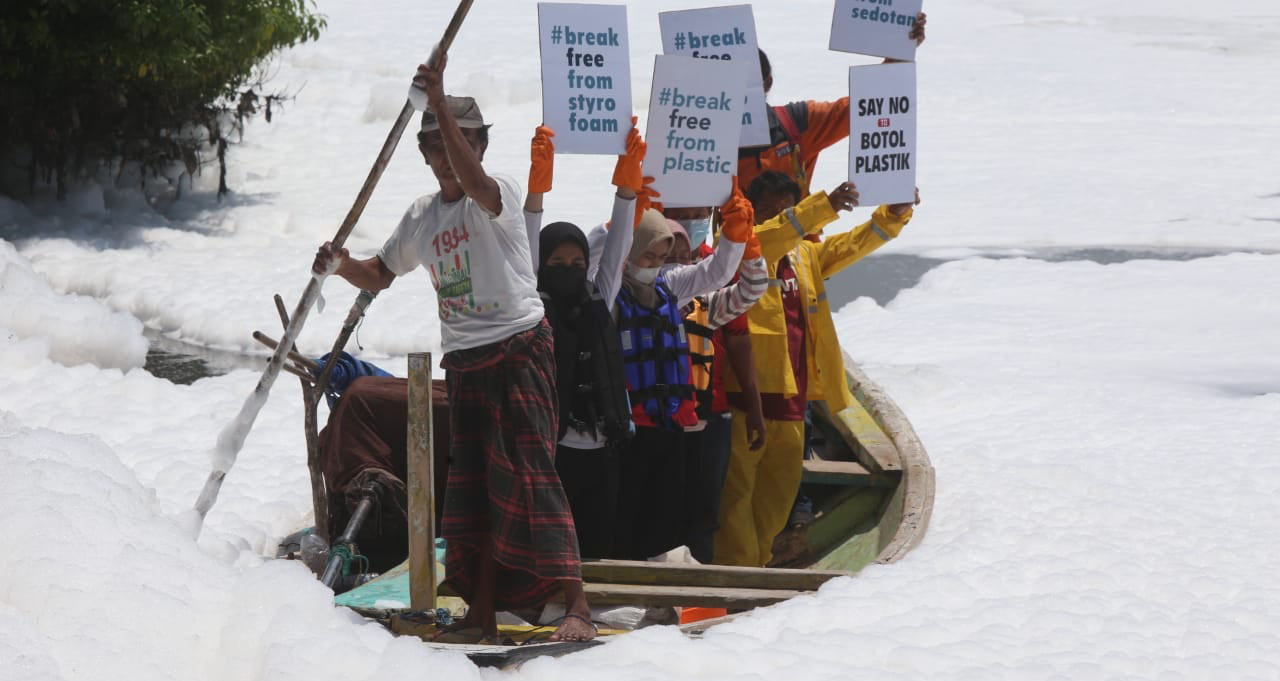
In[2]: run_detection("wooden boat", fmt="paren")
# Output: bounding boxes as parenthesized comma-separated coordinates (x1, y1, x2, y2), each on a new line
(260, 287, 932, 666)
(314, 350, 935, 667)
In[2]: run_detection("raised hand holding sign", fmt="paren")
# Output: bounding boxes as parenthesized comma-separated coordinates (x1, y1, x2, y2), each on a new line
(659, 4, 770, 147)
(537, 3, 633, 155)
(641, 55, 744, 208)
(848, 62, 917, 206)
(830, 0, 925, 61)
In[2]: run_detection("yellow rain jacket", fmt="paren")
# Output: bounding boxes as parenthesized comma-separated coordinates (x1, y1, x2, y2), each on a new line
(724, 191, 913, 412)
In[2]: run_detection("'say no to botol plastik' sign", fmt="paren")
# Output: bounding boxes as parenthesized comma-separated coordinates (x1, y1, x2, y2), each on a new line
(659, 4, 770, 148)
(537, 3, 632, 155)
(830, 0, 923, 62)
(848, 62, 916, 206)
(642, 55, 744, 208)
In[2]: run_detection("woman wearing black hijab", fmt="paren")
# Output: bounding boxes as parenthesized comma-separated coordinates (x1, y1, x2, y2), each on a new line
(526, 124, 645, 559)
(534, 222, 632, 560)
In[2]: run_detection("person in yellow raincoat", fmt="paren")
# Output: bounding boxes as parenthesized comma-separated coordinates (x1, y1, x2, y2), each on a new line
(716, 171, 920, 567)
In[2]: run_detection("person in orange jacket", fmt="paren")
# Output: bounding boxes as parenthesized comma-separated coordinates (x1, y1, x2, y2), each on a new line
(738, 13, 927, 195)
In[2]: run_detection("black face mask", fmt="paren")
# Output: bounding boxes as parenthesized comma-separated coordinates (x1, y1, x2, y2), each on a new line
(538, 264, 588, 300)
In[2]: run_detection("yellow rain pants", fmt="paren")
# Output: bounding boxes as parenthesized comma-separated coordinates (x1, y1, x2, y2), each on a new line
(713, 410, 806, 567)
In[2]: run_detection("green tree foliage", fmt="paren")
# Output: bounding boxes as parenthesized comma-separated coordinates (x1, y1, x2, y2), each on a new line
(0, 0, 325, 197)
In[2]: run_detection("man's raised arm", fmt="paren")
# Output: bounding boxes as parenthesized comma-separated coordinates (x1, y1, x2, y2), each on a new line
(416, 53, 502, 215)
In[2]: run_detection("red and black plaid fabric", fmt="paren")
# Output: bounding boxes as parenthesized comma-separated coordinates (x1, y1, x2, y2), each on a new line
(440, 320, 582, 611)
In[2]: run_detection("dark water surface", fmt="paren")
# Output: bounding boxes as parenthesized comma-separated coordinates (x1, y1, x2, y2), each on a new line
(143, 249, 1242, 384)
(143, 330, 266, 385)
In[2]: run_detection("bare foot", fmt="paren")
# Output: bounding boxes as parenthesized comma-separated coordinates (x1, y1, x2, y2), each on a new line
(431, 610, 498, 643)
(548, 612, 597, 642)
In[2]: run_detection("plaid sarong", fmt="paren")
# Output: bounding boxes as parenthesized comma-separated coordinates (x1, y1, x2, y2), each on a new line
(440, 320, 581, 611)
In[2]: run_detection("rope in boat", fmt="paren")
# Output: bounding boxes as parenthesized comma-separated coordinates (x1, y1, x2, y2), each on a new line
(329, 543, 370, 577)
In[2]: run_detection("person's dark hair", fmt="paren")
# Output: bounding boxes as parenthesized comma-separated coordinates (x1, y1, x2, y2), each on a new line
(417, 126, 490, 149)
(747, 170, 801, 206)
(758, 49, 771, 83)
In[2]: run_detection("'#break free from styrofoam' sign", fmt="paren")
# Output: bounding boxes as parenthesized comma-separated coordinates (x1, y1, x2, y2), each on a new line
(830, 0, 924, 62)
(658, 4, 770, 148)
(642, 55, 743, 208)
(848, 62, 916, 206)
(537, 3, 632, 155)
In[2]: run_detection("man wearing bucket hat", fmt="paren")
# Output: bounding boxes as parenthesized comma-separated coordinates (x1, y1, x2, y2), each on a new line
(313, 53, 594, 644)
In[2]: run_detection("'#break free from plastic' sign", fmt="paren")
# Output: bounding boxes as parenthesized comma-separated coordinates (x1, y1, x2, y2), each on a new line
(658, 4, 770, 148)
(848, 62, 916, 206)
(537, 3, 632, 155)
(830, 0, 923, 62)
(642, 55, 743, 208)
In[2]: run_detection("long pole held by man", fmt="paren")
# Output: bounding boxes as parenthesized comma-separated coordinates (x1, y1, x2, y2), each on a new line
(190, 0, 476, 533)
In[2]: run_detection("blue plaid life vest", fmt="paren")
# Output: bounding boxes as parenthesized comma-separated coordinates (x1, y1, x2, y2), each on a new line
(615, 279, 697, 430)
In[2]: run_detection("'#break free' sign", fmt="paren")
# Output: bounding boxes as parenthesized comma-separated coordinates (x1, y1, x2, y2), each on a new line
(642, 55, 743, 208)
(658, 4, 770, 148)
(830, 0, 923, 62)
(848, 62, 916, 206)
(537, 3, 632, 155)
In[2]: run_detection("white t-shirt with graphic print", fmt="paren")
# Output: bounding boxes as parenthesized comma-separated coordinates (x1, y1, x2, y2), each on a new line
(378, 174, 544, 354)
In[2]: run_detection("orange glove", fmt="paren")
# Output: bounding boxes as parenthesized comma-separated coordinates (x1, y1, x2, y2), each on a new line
(743, 223, 762, 259)
(612, 117, 646, 192)
(529, 125, 555, 194)
(634, 177, 661, 226)
(719, 181, 754, 243)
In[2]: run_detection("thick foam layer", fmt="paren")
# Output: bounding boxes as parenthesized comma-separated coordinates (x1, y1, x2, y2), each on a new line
(1, 240, 147, 370)
(3, 0, 1279, 678)
(0, 423, 482, 681)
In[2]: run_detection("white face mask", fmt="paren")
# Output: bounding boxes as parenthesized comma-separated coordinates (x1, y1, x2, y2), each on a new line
(678, 217, 713, 248)
(627, 262, 661, 284)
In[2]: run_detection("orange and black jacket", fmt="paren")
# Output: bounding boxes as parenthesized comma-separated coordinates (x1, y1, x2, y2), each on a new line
(737, 98, 850, 197)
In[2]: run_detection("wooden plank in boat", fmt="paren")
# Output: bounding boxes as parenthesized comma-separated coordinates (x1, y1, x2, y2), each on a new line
(388, 619, 605, 668)
(465, 640, 602, 668)
(827, 401, 902, 472)
(802, 459, 895, 487)
(581, 559, 848, 592)
(582, 582, 801, 609)
(434, 581, 797, 610)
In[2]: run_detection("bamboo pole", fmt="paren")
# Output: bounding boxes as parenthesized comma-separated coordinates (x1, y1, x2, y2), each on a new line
(302, 376, 326, 539)
(312, 290, 378, 397)
(191, 0, 478, 529)
(273, 294, 292, 331)
(275, 293, 329, 541)
(278, 362, 315, 383)
(301, 289, 378, 539)
(251, 331, 321, 372)
(407, 353, 437, 611)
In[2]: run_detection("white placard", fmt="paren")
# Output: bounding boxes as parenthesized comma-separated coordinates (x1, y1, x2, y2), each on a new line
(658, 5, 770, 148)
(537, 3, 632, 155)
(848, 63, 916, 206)
(641, 55, 743, 208)
(830, 0, 923, 62)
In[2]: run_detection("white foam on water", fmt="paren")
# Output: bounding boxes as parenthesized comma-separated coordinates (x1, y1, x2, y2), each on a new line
(0, 423, 484, 681)
(2, 0, 1279, 678)
(0, 241, 148, 370)
(3, 0, 1274, 357)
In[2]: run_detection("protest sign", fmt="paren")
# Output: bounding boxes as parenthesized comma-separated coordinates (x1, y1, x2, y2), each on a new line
(658, 5, 770, 147)
(848, 62, 916, 205)
(642, 55, 743, 208)
(537, 3, 632, 155)
(830, 0, 923, 62)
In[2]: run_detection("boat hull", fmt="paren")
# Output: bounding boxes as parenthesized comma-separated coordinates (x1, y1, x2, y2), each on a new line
(328, 353, 934, 663)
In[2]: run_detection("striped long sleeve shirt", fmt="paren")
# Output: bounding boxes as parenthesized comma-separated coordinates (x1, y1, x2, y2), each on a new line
(702, 253, 769, 330)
